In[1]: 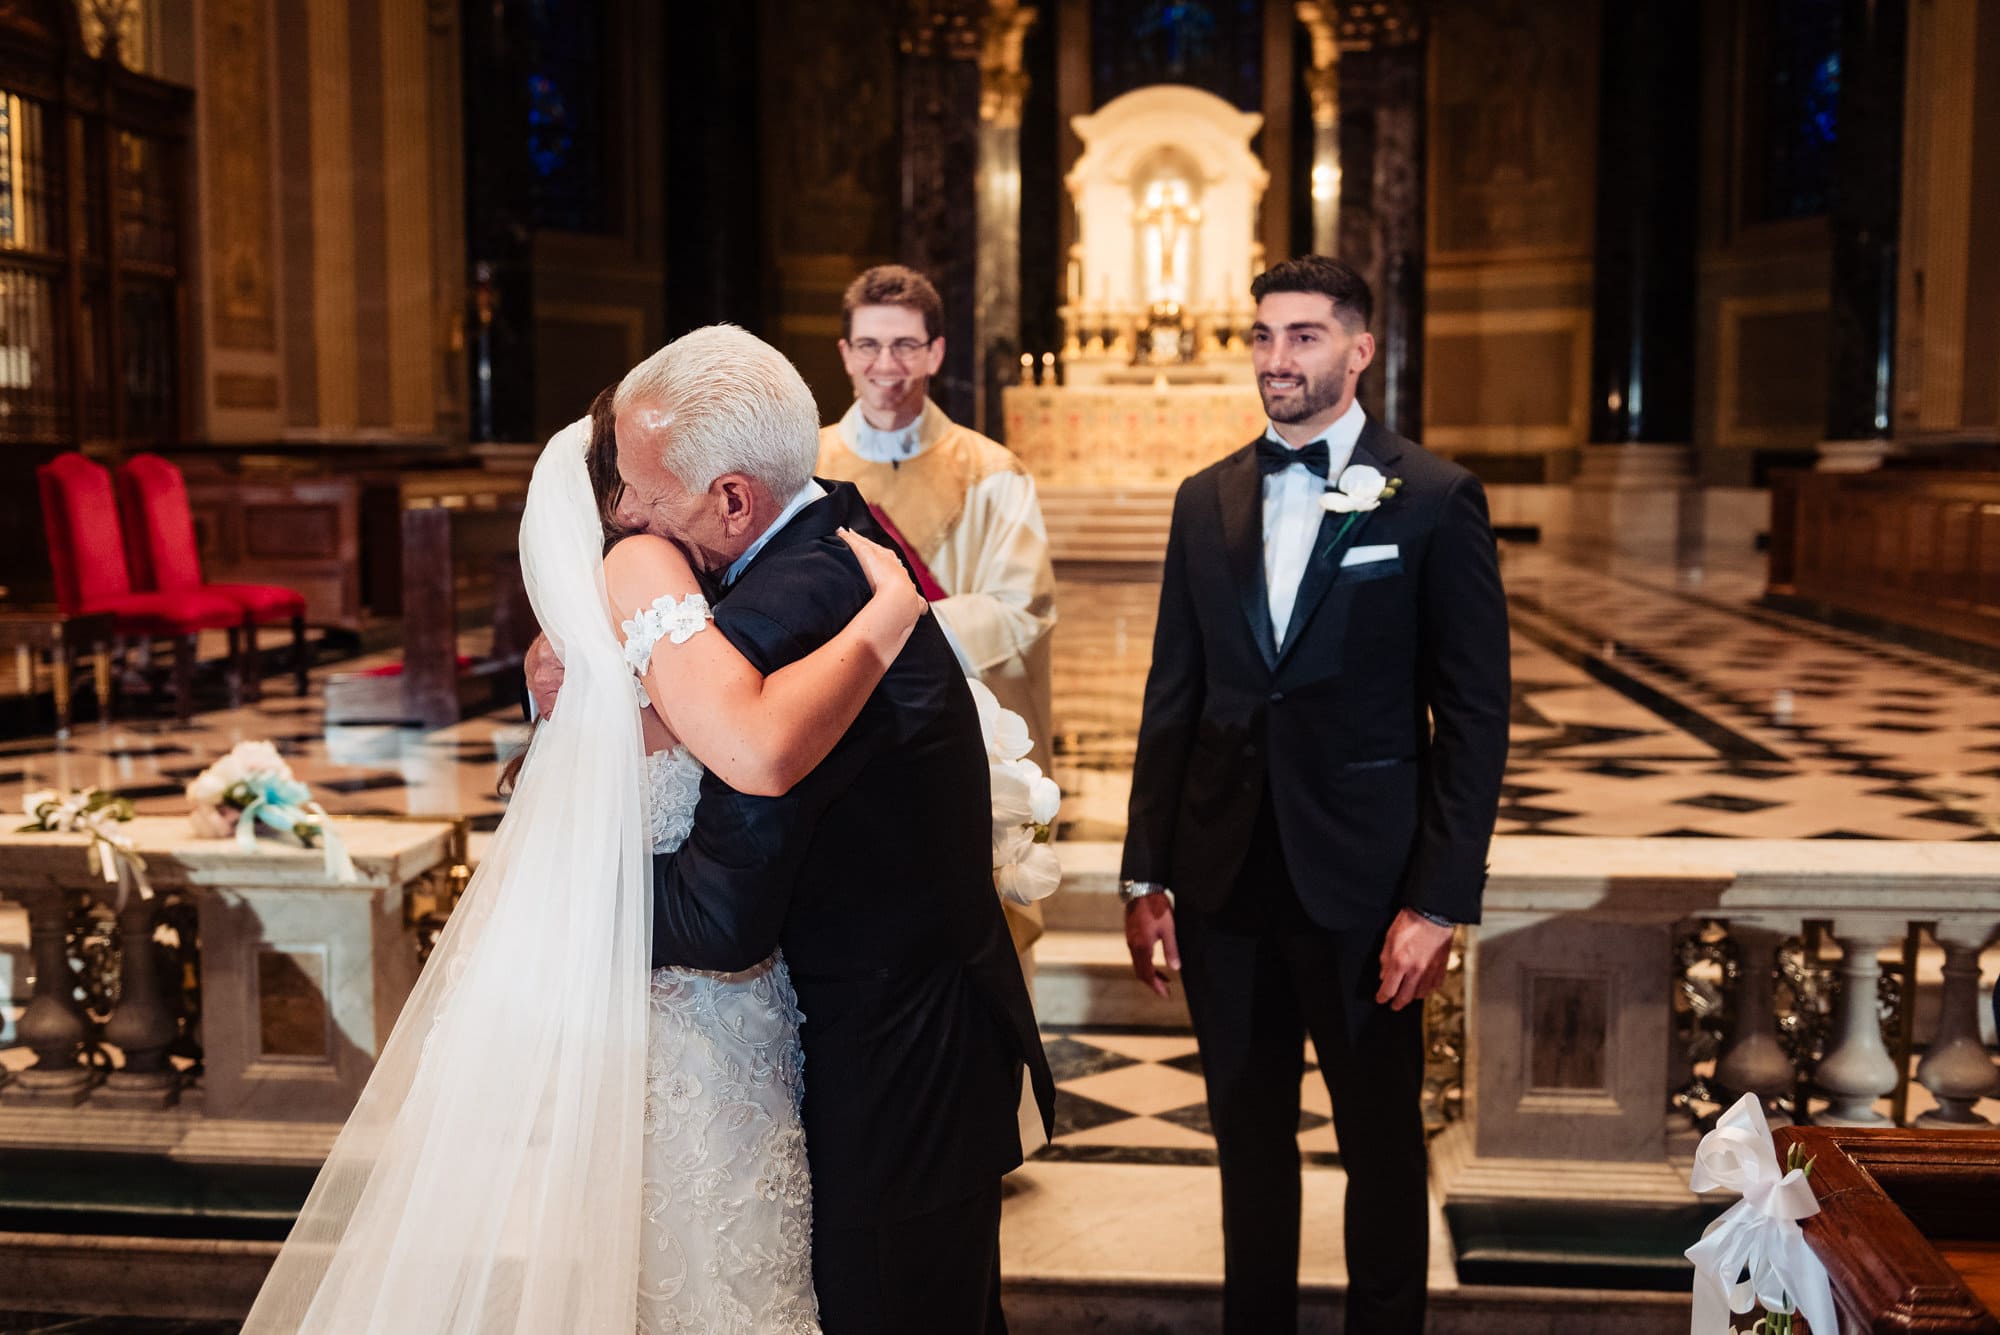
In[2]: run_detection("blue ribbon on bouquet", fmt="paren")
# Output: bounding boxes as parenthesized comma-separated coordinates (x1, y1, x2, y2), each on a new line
(234, 772, 357, 882)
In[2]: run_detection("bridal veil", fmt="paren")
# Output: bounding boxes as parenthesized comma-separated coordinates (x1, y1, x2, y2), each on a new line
(243, 419, 651, 1333)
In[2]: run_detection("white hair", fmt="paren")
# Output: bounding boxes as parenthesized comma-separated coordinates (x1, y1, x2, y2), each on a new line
(614, 324, 820, 498)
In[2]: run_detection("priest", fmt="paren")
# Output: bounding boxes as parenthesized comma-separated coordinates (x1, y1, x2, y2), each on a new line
(817, 264, 1058, 962)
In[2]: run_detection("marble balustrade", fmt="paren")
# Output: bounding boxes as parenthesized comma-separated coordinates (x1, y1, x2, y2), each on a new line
(0, 815, 460, 1163)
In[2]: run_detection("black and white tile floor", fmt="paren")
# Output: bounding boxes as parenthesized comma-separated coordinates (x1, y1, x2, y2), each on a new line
(5, 547, 1998, 1177)
(1051, 548, 2000, 843)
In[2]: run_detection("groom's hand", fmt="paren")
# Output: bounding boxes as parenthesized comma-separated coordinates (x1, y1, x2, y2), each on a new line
(1377, 908, 1454, 1011)
(1125, 896, 1181, 999)
(525, 634, 564, 718)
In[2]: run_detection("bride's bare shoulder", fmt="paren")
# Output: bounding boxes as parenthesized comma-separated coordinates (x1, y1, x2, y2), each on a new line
(603, 533, 700, 602)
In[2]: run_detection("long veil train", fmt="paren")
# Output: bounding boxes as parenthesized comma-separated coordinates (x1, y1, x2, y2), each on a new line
(243, 419, 651, 1333)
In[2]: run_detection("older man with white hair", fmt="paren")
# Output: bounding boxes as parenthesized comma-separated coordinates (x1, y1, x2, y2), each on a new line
(530, 325, 1053, 1335)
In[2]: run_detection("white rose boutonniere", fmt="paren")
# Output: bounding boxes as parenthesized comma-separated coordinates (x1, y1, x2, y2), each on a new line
(1321, 463, 1403, 542)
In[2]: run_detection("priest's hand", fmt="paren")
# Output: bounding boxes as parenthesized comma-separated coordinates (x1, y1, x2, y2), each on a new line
(1125, 895, 1181, 999)
(525, 633, 564, 719)
(1376, 908, 1453, 1011)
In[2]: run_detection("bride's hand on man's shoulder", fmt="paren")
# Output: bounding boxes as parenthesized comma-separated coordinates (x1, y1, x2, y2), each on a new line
(837, 527, 928, 625)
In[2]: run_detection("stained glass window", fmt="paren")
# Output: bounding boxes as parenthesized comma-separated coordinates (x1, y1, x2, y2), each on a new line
(1091, 0, 1264, 113)
(522, 0, 609, 234)
(1746, 0, 1841, 222)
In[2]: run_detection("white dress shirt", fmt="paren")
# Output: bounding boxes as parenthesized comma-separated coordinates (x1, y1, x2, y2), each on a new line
(1263, 399, 1365, 642)
(725, 480, 828, 585)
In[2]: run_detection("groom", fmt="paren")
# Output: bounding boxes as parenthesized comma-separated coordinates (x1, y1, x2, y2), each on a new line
(534, 326, 1054, 1333)
(1122, 256, 1510, 1333)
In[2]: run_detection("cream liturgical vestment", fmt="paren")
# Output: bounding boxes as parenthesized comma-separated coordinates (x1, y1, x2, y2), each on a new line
(818, 398, 1058, 955)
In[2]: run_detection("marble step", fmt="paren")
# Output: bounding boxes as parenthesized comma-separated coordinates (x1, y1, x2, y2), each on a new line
(1034, 928, 1188, 1028)
(1040, 485, 1176, 564)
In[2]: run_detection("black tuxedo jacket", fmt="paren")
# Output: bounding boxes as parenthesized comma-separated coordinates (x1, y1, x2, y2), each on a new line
(651, 481, 1055, 1220)
(1122, 420, 1510, 928)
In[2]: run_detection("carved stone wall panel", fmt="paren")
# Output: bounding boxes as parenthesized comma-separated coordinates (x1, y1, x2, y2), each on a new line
(1424, 308, 1590, 453)
(1715, 293, 1829, 449)
(1427, 0, 1597, 264)
(201, 0, 277, 355)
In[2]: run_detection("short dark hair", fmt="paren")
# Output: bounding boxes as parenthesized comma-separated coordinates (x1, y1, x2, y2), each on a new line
(841, 264, 944, 341)
(1251, 255, 1372, 331)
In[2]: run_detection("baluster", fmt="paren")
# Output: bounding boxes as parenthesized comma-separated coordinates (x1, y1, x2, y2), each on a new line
(1714, 922, 1796, 1113)
(1914, 920, 1999, 1128)
(96, 891, 178, 1108)
(1813, 920, 1901, 1126)
(0, 888, 93, 1105)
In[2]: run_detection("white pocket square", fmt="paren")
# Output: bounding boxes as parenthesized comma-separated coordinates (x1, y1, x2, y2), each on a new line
(1341, 544, 1399, 568)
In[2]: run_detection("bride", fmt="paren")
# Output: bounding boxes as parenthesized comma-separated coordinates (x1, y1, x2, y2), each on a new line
(241, 389, 928, 1334)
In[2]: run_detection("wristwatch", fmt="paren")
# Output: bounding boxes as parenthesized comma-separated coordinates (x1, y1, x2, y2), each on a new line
(1118, 879, 1174, 908)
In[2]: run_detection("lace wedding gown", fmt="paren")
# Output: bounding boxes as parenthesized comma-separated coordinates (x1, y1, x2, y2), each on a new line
(628, 593, 820, 1335)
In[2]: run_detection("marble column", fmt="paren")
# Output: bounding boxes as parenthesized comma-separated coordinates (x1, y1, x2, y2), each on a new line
(1890, 0, 1995, 445)
(664, 2, 763, 333)
(1713, 923, 1797, 1110)
(97, 892, 179, 1109)
(1818, 0, 1908, 472)
(0, 888, 93, 1107)
(1575, 0, 1700, 558)
(460, 0, 536, 442)
(1913, 919, 1999, 1127)
(1330, 23, 1426, 439)
(1813, 922, 1901, 1126)
(974, 2, 1037, 440)
(1296, 4, 1341, 256)
(899, 1, 984, 427)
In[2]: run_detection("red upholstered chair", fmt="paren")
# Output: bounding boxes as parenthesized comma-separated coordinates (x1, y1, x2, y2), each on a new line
(37, 452, 245, 721)
(116, 453, 311, 701)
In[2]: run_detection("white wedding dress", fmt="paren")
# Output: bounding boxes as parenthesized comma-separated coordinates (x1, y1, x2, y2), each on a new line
(629, 598, 820, 1335)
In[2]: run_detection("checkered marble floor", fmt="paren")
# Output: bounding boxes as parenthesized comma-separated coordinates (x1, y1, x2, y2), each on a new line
(1035, 1027, 1342, 1168)
(1052, 547, 2000, 842)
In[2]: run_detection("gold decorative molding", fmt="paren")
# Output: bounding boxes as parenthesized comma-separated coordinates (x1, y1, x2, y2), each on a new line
(978, 0, 1037, 127)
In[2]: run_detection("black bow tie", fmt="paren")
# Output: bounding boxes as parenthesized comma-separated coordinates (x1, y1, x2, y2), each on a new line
(1256, 436, 1329, 479)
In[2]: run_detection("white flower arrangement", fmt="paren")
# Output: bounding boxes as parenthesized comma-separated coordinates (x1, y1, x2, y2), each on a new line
(186, 740, 355, 881)
(967, 679, 1062, 906)
(17, 787, 150, 902)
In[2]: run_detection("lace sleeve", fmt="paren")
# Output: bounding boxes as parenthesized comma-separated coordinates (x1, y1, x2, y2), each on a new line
(620, 592, 713, 707)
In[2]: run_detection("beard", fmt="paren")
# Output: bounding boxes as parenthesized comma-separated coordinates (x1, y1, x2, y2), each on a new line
(1259, 371, 1343, 424)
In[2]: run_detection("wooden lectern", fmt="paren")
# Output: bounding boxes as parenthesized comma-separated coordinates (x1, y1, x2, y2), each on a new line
(1773, 1126, 2000, 1334)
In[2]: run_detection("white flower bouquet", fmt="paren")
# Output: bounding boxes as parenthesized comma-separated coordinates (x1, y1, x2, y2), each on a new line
(18, 786, 150, 902)
(186, 740, 355, 880)
(968, 679, 1062, 906)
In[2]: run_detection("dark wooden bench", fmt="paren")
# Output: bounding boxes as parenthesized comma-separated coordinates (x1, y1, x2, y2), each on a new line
(322, 490, 533, 730)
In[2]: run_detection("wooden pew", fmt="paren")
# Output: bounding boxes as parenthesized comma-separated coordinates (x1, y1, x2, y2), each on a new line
(1774, 1125, 2000, 1333)
(322, 490, 532, 730)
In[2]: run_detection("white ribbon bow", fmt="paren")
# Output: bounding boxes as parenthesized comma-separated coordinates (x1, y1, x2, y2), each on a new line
(1685, 1093, 1837, 1334)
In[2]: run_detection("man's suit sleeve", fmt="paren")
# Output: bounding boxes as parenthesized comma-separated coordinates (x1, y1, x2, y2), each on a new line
(1121, 479, 1206, 885)
(1405, 473, 1510, 924)
(651, 559, 878, 972)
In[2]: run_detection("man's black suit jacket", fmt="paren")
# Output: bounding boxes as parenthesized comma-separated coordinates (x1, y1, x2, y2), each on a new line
(651, 481, 1056, 1221)
(1122, 420, 1510, 928)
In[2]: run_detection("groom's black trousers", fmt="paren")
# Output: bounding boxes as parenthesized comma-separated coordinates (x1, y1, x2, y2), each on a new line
(813, 1179, 1006, 1334)
(1177, 793, 1430, 1335)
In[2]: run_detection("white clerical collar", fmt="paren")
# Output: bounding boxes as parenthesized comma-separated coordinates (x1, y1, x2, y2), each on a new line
(725, 479, 827, 585)
(1263, 397, 1365, 460)
(843, 398, 947, 464)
